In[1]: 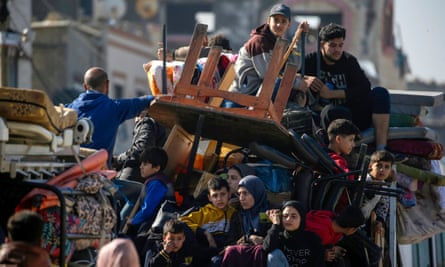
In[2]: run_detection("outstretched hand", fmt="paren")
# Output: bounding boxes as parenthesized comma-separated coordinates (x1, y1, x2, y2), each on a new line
(266, 209, 281, 225)
(298, 21, 310, 33)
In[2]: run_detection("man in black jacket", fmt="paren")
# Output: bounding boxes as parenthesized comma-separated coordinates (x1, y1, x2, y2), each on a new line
(304, 23, 390, 151)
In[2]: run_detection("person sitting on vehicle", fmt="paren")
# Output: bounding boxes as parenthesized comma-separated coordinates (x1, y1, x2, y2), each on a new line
(303, 23, 390, 151)
(0, 210, 52, 267)
(360, 150, 395, 236)
(66, 67, 154, 167)
(125, 147, 174, 234)
(194, 163, 256, 207)
(145, 219, 196, 267)
(115, 108, 167, 183)
(305, 205, 365, 264)
(326, 118, 361, 212)
(263, 200, 326, 267)
(179, 177, 236, 265)
(226, 4, 308, 107)
(221, 175, 270, 267)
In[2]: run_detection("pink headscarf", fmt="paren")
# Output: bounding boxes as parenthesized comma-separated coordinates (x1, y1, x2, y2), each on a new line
(96, 238, 140, 267)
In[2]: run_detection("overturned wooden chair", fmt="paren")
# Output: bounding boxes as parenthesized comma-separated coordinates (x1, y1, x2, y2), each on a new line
(148, 23, 305, 194)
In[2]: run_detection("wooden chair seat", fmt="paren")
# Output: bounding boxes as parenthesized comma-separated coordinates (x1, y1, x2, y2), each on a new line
(149, 24, 300, 154)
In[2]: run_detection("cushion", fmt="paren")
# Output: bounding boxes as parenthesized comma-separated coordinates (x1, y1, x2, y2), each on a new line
(388, 139, 444, 160)
(0, 86, 77, 134)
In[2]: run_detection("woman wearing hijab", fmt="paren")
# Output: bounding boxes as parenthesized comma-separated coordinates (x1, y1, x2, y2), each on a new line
(96, 238, 140, 267)
(263, 200, 325, 267)
(221, 175, 270, 267)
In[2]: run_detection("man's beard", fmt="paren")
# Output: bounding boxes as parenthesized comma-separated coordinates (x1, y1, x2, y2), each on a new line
(324, 53, 340, 63)
(322, 48, 340, 63)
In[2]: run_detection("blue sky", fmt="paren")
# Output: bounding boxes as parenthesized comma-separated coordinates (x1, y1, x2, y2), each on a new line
(394, 0, 445, 83)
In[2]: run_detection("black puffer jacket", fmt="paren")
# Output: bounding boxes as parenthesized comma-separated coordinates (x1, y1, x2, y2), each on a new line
(116, 117, 167, 181)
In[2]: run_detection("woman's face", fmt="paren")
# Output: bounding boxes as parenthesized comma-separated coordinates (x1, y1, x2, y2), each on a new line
(227, 169, 242, 194)
(281, 206, 301, 232)
(237, 187, 255, 210)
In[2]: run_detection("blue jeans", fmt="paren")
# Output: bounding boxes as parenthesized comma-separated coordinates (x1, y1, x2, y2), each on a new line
(267, 249, 289, 267)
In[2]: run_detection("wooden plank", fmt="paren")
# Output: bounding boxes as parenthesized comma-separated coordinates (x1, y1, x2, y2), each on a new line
(256, 38, 289, 110)
(158, 85, 269, 109)
(175, 24, 208, 95)
(209, 63, 235, 107)
(149, 100, 295, 155)
(272, 63, 298, 122)
(197, 46, 221, 88)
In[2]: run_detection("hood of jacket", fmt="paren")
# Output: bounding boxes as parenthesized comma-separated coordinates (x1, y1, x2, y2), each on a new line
(68, 91, 109, 113)
(249, 23, 277, 46)
(0, 242, 51, 267)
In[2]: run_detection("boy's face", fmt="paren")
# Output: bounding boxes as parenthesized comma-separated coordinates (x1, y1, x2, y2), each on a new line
(163, 232, 185, 253)
(140, 162, 160, 178)
(344, 227, 358, 236)
(227, 169, 242, 194)
(336, 134, 356, 155)
(267, 15, 290, 37)
(369, 161, 392, 181)
(281, 206, 301, 232)
(208, 187, 230, 210)
(321, 37, 345, 64)
(238, 187, 255, 210)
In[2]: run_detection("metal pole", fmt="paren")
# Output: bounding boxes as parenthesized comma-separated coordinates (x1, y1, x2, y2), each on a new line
(162, 24, 167, 94)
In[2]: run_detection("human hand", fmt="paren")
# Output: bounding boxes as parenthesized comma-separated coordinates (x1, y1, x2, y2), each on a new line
(325, 246, 346, 262)
(163, 240, 175, 253)
(143, 62, 152, 72)
(205, 231, 217, 248)
(299, 21, 310, 33)
(305, 76, 324, 93)
(266, 209, 281, 225)
(157, 47, 173, 61)
(374, 221, 383, 234)
(249, 234, 264, 245)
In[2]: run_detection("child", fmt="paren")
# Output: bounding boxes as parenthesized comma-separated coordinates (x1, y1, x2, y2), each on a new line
(305, 205, 365, 263)
(326, 118, 360, 212)
(180, 177, 236, 261)
(226, 4, 308, 107)
(263, 200, 325, 267)
(361, 150, 395, 235)
(0, 210, 52, 267)
(146, 219, 194, 267)
(194, 163, 255, 207)
(326, 118, 360, 175)
(127, 147, 174, 233)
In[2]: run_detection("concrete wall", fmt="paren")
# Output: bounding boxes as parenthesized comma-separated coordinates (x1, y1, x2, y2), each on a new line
(105, 27, 156, 154)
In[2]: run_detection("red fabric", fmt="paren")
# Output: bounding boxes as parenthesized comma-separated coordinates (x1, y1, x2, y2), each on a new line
(328, 152, 354, 213)
(387, 139, 444, 160)
(328, 152, 352, 179)
(305, 210, 342, 246)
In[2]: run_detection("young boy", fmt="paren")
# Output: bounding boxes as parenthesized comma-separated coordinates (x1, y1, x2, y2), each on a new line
(326, 118, 361, 212)
(180, 177, 236, 263)
(361, 150, 395, 235)
(146, 219, 194, 267)
(227, 4, 308, 104)
(127, 147, 174, 232)
(305, 205, 365, 263)
(0, 210, 52, 267)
